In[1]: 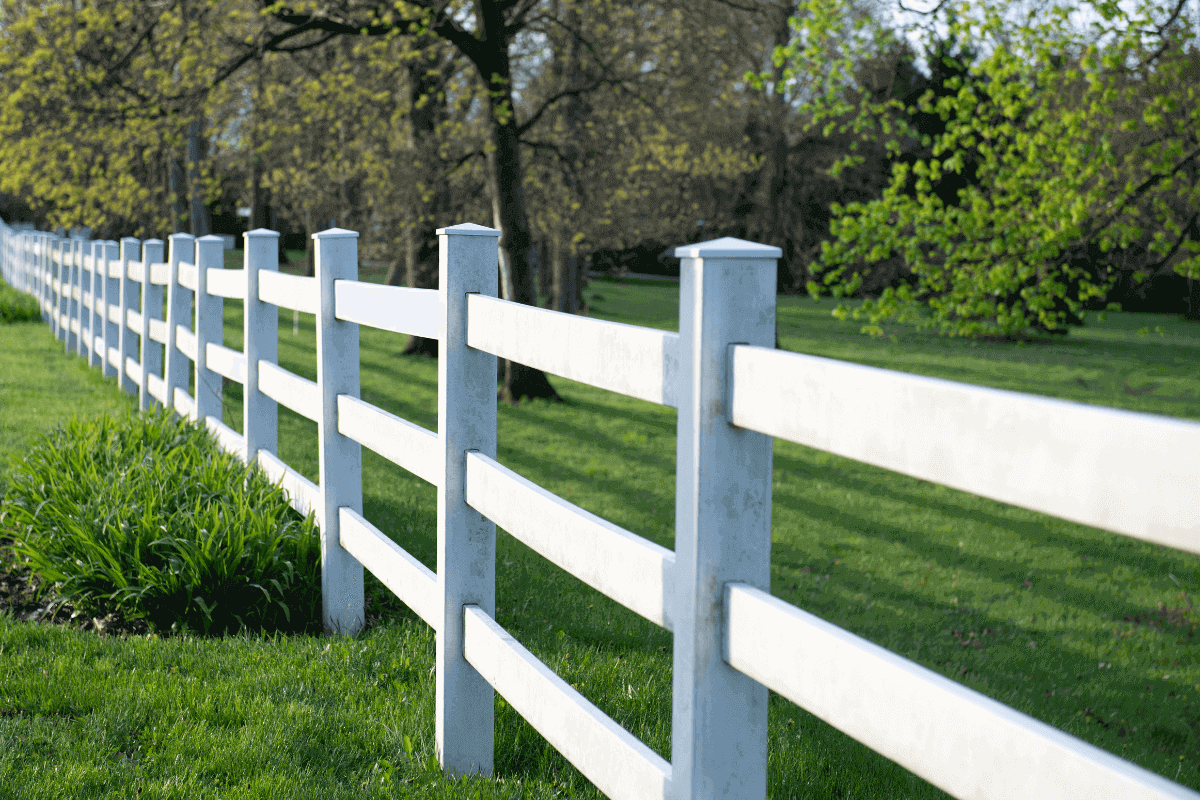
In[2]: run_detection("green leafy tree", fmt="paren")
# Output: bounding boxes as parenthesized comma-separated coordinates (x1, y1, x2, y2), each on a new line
(779, 0, 1200, 337)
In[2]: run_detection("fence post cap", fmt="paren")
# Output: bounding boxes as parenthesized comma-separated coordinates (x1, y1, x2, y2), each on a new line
(168, 231, 195, 241)
(143, 238, 164, 246)
(674, 237, 781, 260)
(244, 228, 280, 239)
(197, 234, 226, 244)
(120, 236, 139, 243)
(437, 222, 500, 237)
(313, 227, 358, 239)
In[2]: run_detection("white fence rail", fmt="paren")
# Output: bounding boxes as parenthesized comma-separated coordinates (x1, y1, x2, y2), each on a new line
(1, 218, 1197, 800)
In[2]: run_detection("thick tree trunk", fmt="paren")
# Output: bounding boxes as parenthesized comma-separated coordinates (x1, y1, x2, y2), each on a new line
(477, 5, 560, 403)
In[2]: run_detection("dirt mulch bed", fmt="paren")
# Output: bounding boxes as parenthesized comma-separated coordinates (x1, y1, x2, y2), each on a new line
(0, 536, 151, 637)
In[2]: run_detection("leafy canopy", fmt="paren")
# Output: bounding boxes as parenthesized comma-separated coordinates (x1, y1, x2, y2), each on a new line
(772, 0, 1200, 338)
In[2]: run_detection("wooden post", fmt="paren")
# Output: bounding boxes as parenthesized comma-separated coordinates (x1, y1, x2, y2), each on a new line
(194, 235, 225, 426)
(670, 237, 779, 800)
(118, 238, 140, 396)
(314, 228, 365, 634)
(243, 228, 279, 465)
(139, 239, 165, 412)
(165, 233, 195, 418)
(436, 223, 500, 777)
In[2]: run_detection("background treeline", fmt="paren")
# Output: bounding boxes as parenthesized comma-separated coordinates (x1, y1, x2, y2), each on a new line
(0, 0, 1197, 346)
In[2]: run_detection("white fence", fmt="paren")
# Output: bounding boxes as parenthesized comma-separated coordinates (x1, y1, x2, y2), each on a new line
(1, 218, 1198, 800)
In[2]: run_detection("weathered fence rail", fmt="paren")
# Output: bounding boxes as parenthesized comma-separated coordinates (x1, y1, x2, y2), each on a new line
(2, 218, 1197, 800)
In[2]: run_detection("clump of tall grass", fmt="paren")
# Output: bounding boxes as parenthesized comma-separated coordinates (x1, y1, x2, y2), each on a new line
(0, 409, 321, 635)
(0, 279, 40, 323)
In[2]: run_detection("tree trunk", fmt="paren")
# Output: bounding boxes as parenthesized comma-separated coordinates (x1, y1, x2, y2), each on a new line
(477, 4, 560, 403)
(761, 2, 797, 295)
(169, 156, 187, 233)
(550, 0, 584, 316)
(550, 234, 578, 315)
(399, 221, 440, 357)
(250, 59, 266, 232)
(304, 206, 316, 277)
(186, 117, 211, 237)
(398, 39, 447, 359)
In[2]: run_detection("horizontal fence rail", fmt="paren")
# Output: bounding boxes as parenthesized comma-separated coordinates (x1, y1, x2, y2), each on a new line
(729, 344, 1200, 556)
(335, 281, 439, 339)
(464, 451, 675, 630)
(466, 293, 680, 406)
(1, 220, 1196, 800)
(336, 394, 440, 486)
(724, 583, 1191, 800)
(463, 605, 672, 800)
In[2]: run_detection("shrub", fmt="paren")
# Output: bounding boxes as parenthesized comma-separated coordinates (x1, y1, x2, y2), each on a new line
(0, 279, 41, 324)
(0, 409, 322, 635)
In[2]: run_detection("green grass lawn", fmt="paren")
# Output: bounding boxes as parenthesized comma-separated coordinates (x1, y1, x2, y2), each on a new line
(1, 271, 1198, 799)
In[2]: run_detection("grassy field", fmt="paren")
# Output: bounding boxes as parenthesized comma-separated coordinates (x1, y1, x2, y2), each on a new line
(1, 267, 1198, 799)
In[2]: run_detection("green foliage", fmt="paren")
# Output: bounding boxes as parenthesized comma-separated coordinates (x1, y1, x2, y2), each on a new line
(781, 0, 1200, 338)
(0, 279, 40, 324)
(0, 409, 321, 635)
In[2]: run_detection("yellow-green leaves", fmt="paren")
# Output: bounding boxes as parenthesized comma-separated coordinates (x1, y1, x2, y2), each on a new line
(789, 0, 1200, 338)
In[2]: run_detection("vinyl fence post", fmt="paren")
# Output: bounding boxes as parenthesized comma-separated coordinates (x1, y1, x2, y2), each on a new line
(14, 232, 22, 291)
(39, 234, 50, 324)
(43, 234, 53, 325)
(670, 237, 780, 800)
(87, 240, 104, 369)
(118, 238, 140, 396)
(26, 233, 33, 297)
(79, 239, 93, 361)
(26, 234, 33, 295)
(436, 222, 500, 777)
(32, 234, 40, 300)
(101, 241, 120, 378)
(67, 238, 80, 355)
(139, 239, 165, 412)
(194, 236, 225, 427)
(314, 228, 365, 635)
(243, 228, 279, 466)
(165, 233, 195, 418)
(14, 233, 22, 291)
(40, 234, 49, 319)
(52, 237, 65, 343)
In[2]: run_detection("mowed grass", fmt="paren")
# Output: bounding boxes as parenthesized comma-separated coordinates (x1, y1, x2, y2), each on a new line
(1, 266, 1198, 798)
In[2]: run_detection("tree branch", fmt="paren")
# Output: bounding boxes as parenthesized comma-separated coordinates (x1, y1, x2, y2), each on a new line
(515, 74, 619, 137)
(1142, 0, 1189, 65)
